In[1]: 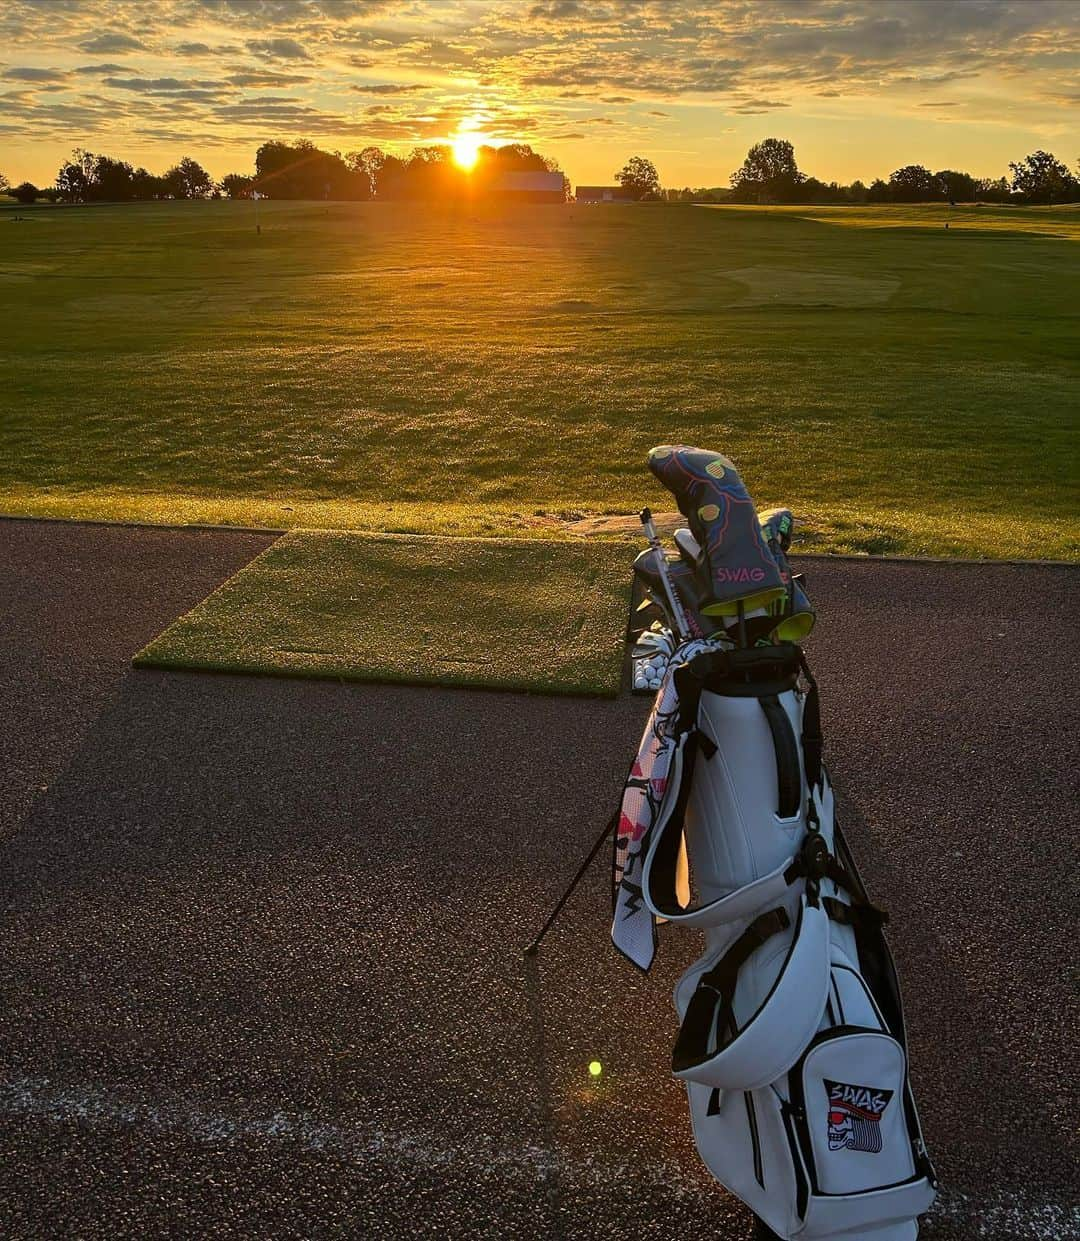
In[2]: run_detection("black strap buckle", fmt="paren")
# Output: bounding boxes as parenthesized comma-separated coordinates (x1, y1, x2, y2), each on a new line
(783, 830, 830, 906)
(801, 831, 830, 881)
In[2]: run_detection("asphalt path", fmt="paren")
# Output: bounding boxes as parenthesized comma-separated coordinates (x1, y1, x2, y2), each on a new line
(0, 520, 1077, 1240)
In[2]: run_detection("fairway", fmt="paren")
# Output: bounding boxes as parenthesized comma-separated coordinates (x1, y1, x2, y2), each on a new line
(134, 530, 634, 695)
(1, 199, 1077, 558)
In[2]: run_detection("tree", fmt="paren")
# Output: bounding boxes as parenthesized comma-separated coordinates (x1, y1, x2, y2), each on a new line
(162, 156, 213, 199)
(974, 176, 1011, 203)
(730, 138, 803, 202)
(131, 167, 166, 199)
(374, 152, 407, 198)
(219, 173, 254, 199)
(615, 156, 660, 200)
(887, 164, 937, 202)
(91, 154, 137, 201)
(56, 148, 98, 202)
(345, 146, 385, 197)
(254, 140, 368, 200)
(1009, 150, 1076, 204)
(385, 145, 456, 200)
(934, 169, 976, 203)
(11, 181, 39, 204)
(485, 142, 550, 173)
(0, 171, 9, 195)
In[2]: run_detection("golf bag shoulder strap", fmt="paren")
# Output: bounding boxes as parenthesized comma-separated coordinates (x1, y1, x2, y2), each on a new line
(671, 898, 832, 1090)
(798, 649, 823, 789)
(672, 907, 788, 1066)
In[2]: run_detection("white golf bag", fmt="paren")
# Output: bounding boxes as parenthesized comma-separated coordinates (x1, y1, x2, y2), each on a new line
(612, 642, 937, 1239)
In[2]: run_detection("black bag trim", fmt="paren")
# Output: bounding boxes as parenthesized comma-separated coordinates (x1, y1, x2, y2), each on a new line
(671, 906, 791, 1074)
(779, 1099, 811, 1219)
(646, 730, 701, 917)
(760, 694, 801, 818)
(823, 895, 889, 932)
(828, 823, 938, 1188)
(797, 650, 823, 789)
(675, 645, 801, 712)
(744, 1091, 766, 1189)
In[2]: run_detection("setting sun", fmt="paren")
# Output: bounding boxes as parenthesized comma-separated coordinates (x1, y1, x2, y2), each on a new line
(451, 133, 484, 170)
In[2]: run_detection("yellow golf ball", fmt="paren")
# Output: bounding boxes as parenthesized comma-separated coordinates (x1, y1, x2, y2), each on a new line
(588, 1060, 602, 1078)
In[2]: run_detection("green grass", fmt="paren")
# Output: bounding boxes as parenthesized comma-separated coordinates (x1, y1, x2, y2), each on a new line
(134, 530, 635, 695)
(2, 199, 1077, 559)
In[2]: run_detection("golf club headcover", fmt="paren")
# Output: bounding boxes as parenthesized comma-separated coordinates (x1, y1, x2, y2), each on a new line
(647, 446, 787, 617)
(632, 547, 718, 639)
(758, 508, 816, 642)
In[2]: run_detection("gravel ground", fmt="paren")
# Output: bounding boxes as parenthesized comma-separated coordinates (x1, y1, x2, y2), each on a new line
(0, 520, 1077, 1240)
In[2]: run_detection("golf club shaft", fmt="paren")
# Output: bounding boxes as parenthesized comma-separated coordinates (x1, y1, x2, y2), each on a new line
(640, 508, 690, 640)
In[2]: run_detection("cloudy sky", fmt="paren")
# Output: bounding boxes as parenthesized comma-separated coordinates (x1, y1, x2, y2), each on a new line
(2, 0, 1077, 188)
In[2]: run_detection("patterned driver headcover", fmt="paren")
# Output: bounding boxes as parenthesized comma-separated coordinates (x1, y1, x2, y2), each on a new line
(647, 445, 785, 616)
(611, 636, 723, 970)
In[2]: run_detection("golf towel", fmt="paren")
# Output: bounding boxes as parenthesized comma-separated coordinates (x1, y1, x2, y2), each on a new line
(611, 636, 723, 970)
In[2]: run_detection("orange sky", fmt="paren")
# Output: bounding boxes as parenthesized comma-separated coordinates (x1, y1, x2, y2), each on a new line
(1, 0, 1077, 189)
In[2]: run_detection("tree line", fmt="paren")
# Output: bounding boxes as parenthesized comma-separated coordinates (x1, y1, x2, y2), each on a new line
(0, 140, 566, 205)
(2, 136, 1076, 206)
(664, 138, 1079, 206)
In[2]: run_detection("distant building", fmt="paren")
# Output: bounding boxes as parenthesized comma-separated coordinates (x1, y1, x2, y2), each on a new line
(490, 171, 567, 202)
(575, 185, 637, 203)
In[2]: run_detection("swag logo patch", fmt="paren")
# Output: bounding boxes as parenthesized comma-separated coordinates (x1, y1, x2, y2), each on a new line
(824, 1079, 893, 1153)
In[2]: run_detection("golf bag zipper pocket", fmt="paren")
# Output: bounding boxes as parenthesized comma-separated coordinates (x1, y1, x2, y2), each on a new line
(779, 1098, 811, 1219)
(789, 1025, 916, 1197)
(743, 1092, 765, 1189)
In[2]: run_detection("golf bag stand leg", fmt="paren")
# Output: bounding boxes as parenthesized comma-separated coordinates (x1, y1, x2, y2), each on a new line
(524, 812, 615, 956)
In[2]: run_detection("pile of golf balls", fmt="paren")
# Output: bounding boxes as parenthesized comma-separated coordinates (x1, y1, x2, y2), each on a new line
(634, 651, 668, 692)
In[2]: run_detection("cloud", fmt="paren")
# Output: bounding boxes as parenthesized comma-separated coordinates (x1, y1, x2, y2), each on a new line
(0, 0, 1075, 179)
(730, 99, 791, 114)
(78, 32, 147, 54)
(103, 77, 223, 94)
(350, 82, 425, 94)
(3, 67, 70, 82)
(225, 70, 313, 86)
(245, 37, 310, 60)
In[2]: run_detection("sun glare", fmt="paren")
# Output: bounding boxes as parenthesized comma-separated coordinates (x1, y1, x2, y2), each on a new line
(451, 134, 483, 170)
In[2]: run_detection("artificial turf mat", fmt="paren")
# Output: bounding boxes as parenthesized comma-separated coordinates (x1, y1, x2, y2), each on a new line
(134, 530, 636, 696)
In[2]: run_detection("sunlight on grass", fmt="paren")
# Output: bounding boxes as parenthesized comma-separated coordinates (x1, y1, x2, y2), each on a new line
(2, 200, 1076, 560)
(134, 530, 635, 695)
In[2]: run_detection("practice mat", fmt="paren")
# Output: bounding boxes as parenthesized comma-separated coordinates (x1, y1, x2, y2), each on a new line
(134, 530, 635, 696)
